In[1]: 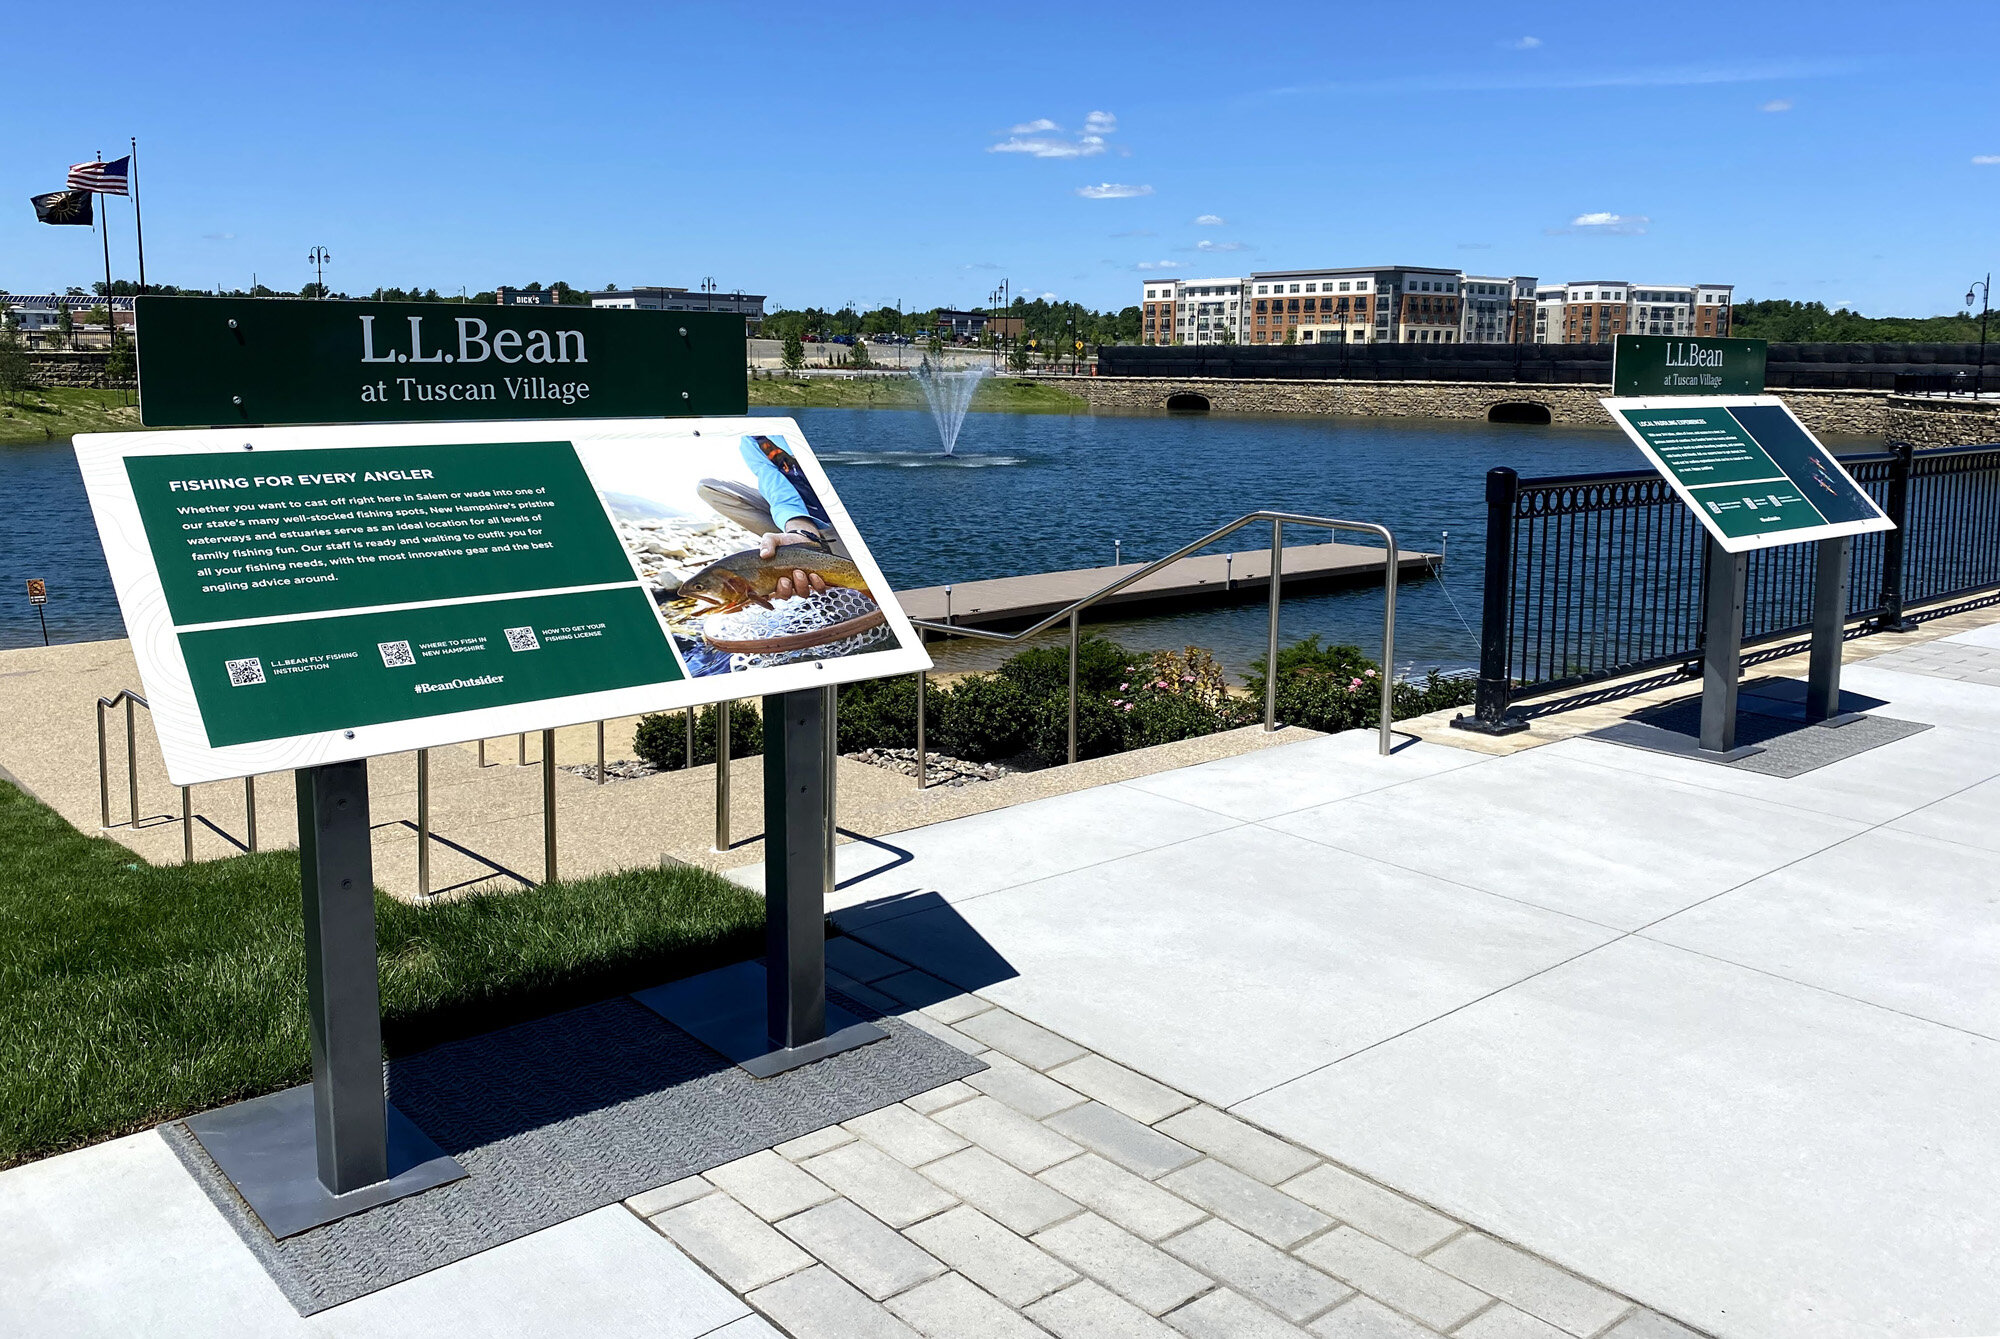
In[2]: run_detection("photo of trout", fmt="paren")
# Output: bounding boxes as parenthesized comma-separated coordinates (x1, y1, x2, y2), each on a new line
(575, 429, 897, 678)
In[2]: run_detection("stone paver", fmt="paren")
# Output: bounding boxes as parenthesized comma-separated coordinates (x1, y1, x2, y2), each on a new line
(1046, 1055, 1195, 1124)
(875, 969, 964, 1011)
(1160, 1159, 1332, 1249)
(1453, 1302, 1573, 1339)
(903, 1081, 980, 1116)
(1044, 1102, 1201, 1179)
(1280, 1165, 1460, 1256)
(1166, 1287, 1315, 1338)
(1032, 1212, 1211, 1315)
(1308, 1295, 1445, 1338)
(932, 1096, 1084, 1173)
(775, 1199, 946, 1301)
(1602, 1312, 1705, 1339)
(704, 1151, 837, 1222)
(1424, 1232, 1629, 1336)
(653, 1194, 813, 1293)
(905, 1205, 1079, 1307)
(1039, 1153, 1207, 1242)
(1026, 1279, 1182, 1339)
(826, 936, 906, 983)
(919, 1147, 1083, 1235)
(1297, 1227, 1490, 1331)
(967, 1054, 1090, 1119)
(897, 1011, 991, 1056)
(625, 1175, 713, 1219)
(800, 1141, 958, 1229)
(1161, 1219, 1352, 1322)
(746, 1264, 920, 1339)
(844, 1104, 972, 1168)
(921, 993, 995, 1026)
(775, 1126, 856, 1162)
(1156, 1107, 1319, 1185)
(954, 1009, 1088, 1070)
(884, 1272, 1053, 1339)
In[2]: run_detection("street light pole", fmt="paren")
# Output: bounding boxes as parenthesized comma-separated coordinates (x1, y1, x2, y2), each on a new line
(1967, 274, 1991, 397)
(307, 246, 330, 299)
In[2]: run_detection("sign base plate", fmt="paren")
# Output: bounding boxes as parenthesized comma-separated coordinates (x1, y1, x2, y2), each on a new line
(1589, 720, 1766, 763)
(182, 1084, 467, 1239)
(635, 959, 888, 1079)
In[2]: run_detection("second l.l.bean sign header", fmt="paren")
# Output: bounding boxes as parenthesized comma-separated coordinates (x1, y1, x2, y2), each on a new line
(134, 295, 747, 428)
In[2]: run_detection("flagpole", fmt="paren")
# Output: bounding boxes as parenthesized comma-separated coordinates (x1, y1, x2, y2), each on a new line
(130, 137, 147, 295)
(97, 149, 114, 352)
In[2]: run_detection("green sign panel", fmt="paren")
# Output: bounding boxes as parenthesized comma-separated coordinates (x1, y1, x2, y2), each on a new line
(1602, 396, 1893, 553)
(1612, 334, 1767, 397)
(134, 295, 747, 428)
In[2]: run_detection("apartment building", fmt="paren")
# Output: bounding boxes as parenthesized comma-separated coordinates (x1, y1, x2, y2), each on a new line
(1243, 266, 1470, 345)
(1532, 281, 1734, 343)
(1461, 275, 1539, 344)
(1139, 277, 1248, 345)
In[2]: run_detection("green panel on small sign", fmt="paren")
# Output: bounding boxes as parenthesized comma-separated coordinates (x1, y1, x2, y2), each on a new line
(125, 440, 634, 626)
(179, 586, 681, 747)
(1612, 335, 1767, 397)
(135, 295, 746, 427)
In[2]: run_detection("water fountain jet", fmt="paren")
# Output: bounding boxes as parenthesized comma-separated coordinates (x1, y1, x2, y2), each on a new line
(914, 361, 989, 456)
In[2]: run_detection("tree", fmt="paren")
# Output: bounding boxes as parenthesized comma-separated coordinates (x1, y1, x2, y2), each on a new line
(782, 328, 806, 372)
(1009, 340, 1031, 372)
(1282, 326, 1297, 346)
(0, 326, 32, 405)
(849, 336, 872, 369)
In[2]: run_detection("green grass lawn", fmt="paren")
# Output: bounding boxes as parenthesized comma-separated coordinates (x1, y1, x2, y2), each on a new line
(0, 387, 142, 445)
(0, 779, 764, 1169)
(748, 374, 1086, 413)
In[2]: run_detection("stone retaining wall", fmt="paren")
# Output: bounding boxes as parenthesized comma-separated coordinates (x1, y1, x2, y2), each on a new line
(1884, 395, 2000, 449)
(26, 351, 126, 388)
(1025, 374, 1891, 439)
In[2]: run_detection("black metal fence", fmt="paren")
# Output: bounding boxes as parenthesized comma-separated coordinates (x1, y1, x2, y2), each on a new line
(1462, 442, 2000, 727)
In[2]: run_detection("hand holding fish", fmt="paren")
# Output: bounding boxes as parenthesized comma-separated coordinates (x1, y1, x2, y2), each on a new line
(761, 528, 830, 600)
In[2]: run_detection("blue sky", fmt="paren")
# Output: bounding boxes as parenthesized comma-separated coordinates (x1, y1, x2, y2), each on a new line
(5, 1, 1997, 316)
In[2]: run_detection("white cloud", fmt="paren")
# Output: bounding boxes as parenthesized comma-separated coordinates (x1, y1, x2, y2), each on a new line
(1761, 98, 1792, 112)
(991, 112, 1117, 159)
(1195, 239, 1248, 252)
(1077, 182, 1153, 199)
(1136, 260, 1184, 271)
(1507, 36, 1542, 49)
(1554, 211, 1650, 235)
(1037, 292, 1060, 301)
(1193, 213, 1226, 226)
(1975, 155, 2000, 165)
(991, 135, 1105, 159)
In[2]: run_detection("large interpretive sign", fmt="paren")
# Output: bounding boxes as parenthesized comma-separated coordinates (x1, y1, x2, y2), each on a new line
(1601, 395, 1893, 553)
(75, 416, 928, 783)
(133, 295, 747, 427)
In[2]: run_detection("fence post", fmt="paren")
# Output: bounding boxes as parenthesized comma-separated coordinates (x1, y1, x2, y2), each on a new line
(1453, 467, 1528, 734)
(1877, 443, 1913, 631)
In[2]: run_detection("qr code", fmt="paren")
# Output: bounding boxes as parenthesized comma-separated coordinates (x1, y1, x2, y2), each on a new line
(378, 640, 415, 668)
(504, 626, 541, 652)
(225, 657, 265, 687)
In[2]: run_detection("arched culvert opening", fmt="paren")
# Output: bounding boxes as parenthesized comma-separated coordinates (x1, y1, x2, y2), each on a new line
(1165, 392, 1211, 412)
(1488, 401, 1553, 425)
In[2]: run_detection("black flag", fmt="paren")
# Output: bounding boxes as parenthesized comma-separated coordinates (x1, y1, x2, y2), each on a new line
(32, 189, 93, 225)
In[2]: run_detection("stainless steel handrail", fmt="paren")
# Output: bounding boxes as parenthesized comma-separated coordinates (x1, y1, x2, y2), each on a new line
(909, 511, 1399, 774)
(95, 688, 205, 863)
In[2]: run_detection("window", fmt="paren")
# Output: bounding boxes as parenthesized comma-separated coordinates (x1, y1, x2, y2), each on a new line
(1256, 285, 1268, 294)
(1289, 284, 1300, 293)
(1304, 298, 1317, 312)
(1288, 299, 1300, 313)
(1338, 281, 1350, 292)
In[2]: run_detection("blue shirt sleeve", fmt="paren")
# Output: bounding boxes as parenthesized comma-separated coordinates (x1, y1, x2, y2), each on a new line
(740, 435, 810, 530)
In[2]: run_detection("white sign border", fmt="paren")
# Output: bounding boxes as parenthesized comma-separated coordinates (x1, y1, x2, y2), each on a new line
(1600, 394, 1895, 555)
(74, 415, 933, 786)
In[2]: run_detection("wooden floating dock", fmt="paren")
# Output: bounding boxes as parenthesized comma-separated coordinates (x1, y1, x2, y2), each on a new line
(894, 540, 1435, 631)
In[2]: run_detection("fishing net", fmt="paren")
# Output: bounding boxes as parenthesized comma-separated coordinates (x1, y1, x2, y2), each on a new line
(700, 586, 895, 669)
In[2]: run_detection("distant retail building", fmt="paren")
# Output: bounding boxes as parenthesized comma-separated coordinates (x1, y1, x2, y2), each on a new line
(1141, 268, 1728, 346)
(589, 287, 766, 329)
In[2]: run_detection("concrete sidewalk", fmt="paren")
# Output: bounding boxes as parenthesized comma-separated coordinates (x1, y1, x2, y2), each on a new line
(786, 623, 2000, 1338)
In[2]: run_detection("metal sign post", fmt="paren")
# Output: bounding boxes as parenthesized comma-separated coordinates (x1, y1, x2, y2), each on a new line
(181, 761, 465, 1237)
(26, 578, 49, 646)
(1697, 538, 1756, 759)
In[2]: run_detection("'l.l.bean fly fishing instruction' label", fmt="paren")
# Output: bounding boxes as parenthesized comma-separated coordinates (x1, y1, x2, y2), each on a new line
(75, 417, 930, 784)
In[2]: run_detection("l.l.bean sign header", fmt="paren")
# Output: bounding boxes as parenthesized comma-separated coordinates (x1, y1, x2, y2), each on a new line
(134, 295, 747, 428)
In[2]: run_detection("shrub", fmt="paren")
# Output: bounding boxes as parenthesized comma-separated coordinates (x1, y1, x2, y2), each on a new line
(834, 675, 917, 752)
(1026, 691, 1128, 767)
(997, 635, 1136, 700)
(934, 674, 1030, 761)
(632, 701, 763, 770)
(1245, 635, 1376, 702)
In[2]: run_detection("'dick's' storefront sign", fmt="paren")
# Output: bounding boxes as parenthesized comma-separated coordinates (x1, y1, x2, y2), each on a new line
(134, 295, 747, 427)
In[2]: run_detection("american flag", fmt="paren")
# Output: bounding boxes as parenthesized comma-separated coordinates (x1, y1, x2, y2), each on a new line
(67, 156, 130, 196)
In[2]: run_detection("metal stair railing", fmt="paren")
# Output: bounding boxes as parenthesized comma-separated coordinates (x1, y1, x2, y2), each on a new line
(906, 510, 1400, 781)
